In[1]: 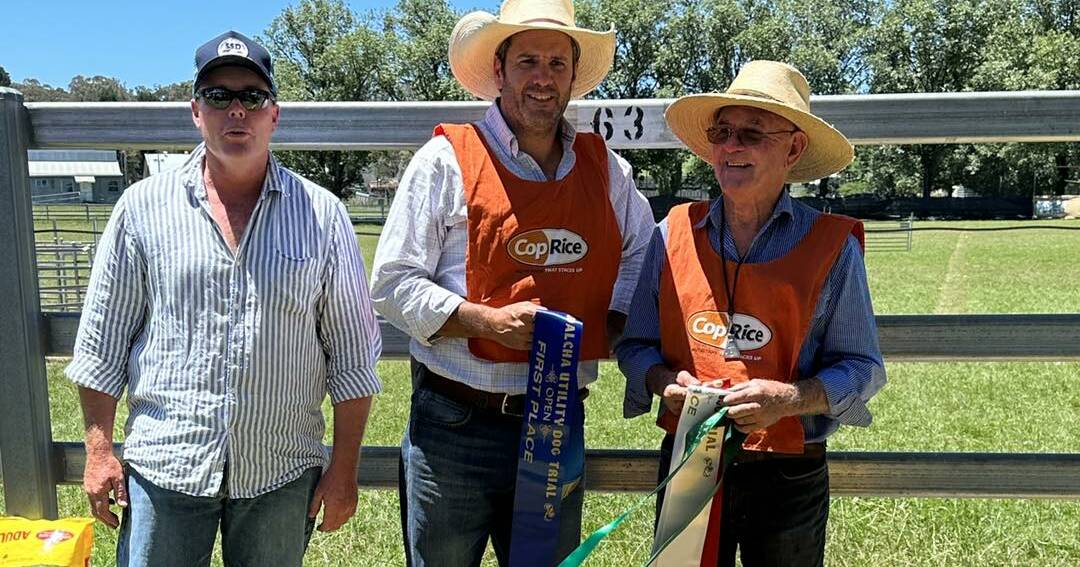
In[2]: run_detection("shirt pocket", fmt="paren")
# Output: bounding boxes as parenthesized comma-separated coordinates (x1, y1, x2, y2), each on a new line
(266, 208, 322, 316)
(276, 227, 315, 261)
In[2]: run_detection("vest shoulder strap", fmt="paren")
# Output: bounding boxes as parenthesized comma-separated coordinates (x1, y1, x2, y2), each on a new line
(435, 123, 490, 201)
(817, 212, 865, 253)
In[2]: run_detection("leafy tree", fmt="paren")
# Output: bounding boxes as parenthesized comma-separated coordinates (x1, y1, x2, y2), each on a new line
(68, 75, 129, 102)
(577, 0, 689, 194)
(659, 0, 749, 95)
(967, 1, 1080, 196)
(13, 79, 70, 102)
(1029, 0, 1080, 35)
(0, 66, 10, 88)
(740, 0, 881, 197)
(774, 0, 882, 94)
(368, 0, 470, 186)
(580, 0, 879, 196)
(381, 0, 469, 101)
(262, 0, 398, 197)
(132, 81, 194, 102)
(864, 0, 998, 200)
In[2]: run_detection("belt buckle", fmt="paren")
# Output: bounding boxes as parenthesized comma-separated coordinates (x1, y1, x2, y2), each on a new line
(500, 393, 523, 417)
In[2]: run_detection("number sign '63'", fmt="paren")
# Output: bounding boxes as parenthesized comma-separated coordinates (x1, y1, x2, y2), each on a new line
(567, 100, 679, 150)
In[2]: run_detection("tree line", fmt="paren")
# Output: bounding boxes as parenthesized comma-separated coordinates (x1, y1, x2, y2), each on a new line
(4, 0, 1079, 199)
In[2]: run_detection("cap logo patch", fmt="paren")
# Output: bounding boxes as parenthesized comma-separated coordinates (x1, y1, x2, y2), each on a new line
(217, 38, 249, 57)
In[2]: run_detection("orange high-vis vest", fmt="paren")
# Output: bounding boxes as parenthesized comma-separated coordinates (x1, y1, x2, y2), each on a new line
(657, 201, 864, 454)
(437, 123, 622, 363)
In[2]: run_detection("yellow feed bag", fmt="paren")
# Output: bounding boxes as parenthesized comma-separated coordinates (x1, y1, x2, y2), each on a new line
(0, 517, 94, 567)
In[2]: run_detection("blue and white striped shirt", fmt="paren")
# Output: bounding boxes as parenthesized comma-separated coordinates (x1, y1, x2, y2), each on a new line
(66, 144, 382, 498)
(615, 191, 886, 443)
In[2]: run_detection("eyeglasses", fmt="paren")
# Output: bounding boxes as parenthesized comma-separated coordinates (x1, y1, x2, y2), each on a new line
(196, 87, 274, 111)
(706, 125, 798, 146)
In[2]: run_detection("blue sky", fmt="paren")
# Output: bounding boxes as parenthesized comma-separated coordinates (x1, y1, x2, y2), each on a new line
(0, 0, 497, 89)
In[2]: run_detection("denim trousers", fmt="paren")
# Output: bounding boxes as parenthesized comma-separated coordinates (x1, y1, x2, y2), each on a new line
(399, 370, 585, 567)
(656, 433, 830, 567)
(117, 465, 321, 567)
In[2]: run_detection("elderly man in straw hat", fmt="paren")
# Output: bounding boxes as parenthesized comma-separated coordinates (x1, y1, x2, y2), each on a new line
(370, 0, 654, 565)
(616, 61, 886, 566)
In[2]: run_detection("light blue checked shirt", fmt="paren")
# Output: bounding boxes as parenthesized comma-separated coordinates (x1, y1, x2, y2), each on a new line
(615, 191, 886, 443)
(371, 104, 655, 394)
(66, 144, 382, 498)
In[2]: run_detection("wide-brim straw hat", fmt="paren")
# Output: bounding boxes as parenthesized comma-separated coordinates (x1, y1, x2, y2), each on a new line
(665, 60, 854, 183)
(448, 0, 616, 101)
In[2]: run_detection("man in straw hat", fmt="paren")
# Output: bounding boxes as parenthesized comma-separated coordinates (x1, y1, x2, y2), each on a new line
(370, 1, 653, 565)
(616, 60, 886, 565)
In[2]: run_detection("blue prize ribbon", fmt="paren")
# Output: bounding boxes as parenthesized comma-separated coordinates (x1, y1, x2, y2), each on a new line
(509, 310, 584, 567)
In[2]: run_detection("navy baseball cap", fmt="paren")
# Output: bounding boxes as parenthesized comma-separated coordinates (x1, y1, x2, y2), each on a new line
(193, 30, 276, 96)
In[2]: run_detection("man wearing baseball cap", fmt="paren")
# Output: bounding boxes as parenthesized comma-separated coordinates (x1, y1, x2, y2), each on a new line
(617, 60, 886, 566)
(370, 1, 654, 564)
(68, 30, 382, 567)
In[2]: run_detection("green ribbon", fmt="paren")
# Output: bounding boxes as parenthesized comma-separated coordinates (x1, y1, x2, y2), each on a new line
(558, 408, 746, 567)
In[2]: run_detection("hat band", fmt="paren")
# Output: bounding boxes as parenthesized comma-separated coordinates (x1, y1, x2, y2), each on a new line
(726, 88, 809, 112)
(514, 17, 574, 27)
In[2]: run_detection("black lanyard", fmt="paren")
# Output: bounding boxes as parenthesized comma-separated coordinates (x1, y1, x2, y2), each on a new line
(718, 208, 745, 318)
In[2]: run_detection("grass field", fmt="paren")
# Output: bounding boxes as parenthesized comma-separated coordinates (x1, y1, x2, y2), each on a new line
(4, 218, 1080, 566)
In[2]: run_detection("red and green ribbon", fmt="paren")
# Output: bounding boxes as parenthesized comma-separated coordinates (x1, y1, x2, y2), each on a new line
(558, 408, 745, 566)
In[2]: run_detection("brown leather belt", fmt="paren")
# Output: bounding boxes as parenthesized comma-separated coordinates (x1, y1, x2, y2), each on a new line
(734, 442, 826, 463)
(420, 365, 589, 418)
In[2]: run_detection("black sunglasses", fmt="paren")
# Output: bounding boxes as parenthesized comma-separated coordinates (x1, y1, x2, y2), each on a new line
(196, 87, 274, 111)
(706, 125, 798, 146)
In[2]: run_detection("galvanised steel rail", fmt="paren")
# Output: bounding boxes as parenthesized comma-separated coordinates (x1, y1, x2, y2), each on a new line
(24, 90, 1080, 151)
(4, 88, 1080, 520)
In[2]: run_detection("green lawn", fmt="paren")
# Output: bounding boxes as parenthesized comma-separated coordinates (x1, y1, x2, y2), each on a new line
(865, 221, 1080, 314)
(4, 219, 1080, 566)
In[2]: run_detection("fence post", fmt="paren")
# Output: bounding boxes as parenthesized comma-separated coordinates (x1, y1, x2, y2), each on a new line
(72, 248, 82, 309)
(0, 88, 59, 518)
(907, 213, 914, 251)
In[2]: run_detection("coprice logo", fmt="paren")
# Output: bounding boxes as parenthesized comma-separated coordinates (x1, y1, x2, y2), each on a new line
(687, 311, 772, 351)
(507, 229, 589, 267)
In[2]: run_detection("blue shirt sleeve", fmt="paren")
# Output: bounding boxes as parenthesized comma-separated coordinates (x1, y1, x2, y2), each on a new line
(615, 223, 667, 419)
(65, 196, 147, 398)
(802, 235, 887, 428)
(317, 201, 383, 404)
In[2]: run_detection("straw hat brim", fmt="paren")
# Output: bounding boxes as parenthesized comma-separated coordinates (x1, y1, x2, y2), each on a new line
(664, 93, 854, 183)
(449, 11, 615, 101)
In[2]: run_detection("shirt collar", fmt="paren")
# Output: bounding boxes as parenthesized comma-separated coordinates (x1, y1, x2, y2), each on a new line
(697, 187, 795, 230)
(181, 142, 289, 198)
(481, 101, 576, 158)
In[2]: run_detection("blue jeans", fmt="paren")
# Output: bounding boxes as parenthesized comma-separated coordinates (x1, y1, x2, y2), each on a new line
(117, 465, 321, 567)
(400, 369, 585, 567)
(656, 433, 830, 567)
